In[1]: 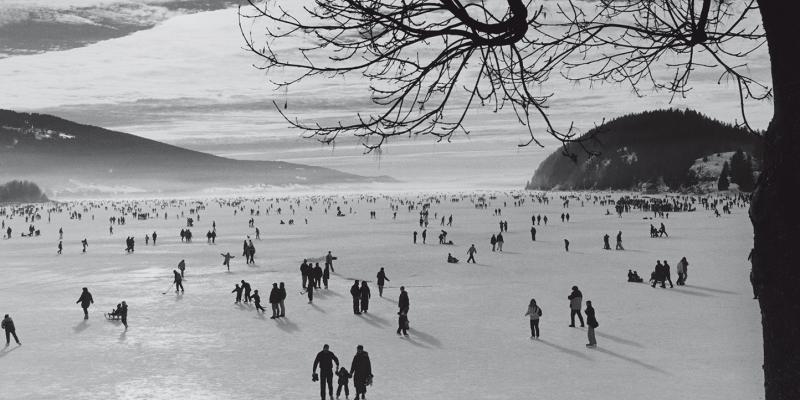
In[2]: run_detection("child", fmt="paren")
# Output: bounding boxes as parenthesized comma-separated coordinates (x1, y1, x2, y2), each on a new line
(336, 366, 352, 399)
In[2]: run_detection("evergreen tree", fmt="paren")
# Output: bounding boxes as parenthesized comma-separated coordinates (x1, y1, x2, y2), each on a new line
(718, 161, 730, 191)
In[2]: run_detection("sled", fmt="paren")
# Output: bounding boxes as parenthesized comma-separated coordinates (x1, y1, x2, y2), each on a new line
(105, 313, 122, 320)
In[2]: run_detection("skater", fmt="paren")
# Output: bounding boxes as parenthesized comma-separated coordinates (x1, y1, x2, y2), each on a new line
(2, 314, 21, 346)
(360, 281, 371, 313)
(398, 286, 409, 317)
(322, 264, 330, 289)
(530, 226, 536, 241)
(178, 259, 186, 278)
(325, 251, 336, 273)
(313, 344, 340, 400)
(242, 280, 252, 302)
(496, 232, 504, 252)
(376, 267, 389, 297)
(397, 309, 409, 336)
(336, 366, 352, 399)
(568, 286, 584, 327)
(467, 244, 477, 264)
(152, 231, 157, 245)
(57, 241, 62, 254)
(350, 280, 361, 314)
(307, 280, 315, 304)
(421, 229, 427, 244)
(252, 290, 266, 312)
(524, 298, 542, 338)
(314, 263, 324, 289)
(81, 238, 88, 253)
(350, 345, 373, 400)
(173, 270, 184, 293)
(278, 282, 287, 317)
(76, 287, 94, 320)
(232, 283, 243, 303)
(269, 283, 281, 318)
(585, 301, 599, 348)
(120, 301, 128, 329)
(676, 257, 689, 285)
(221, 252, 235, 271)
(615, 231, 624, 250)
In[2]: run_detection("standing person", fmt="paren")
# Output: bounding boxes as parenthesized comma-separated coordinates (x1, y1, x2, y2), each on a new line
(313, 344, 340, 400)
(269, 283, 281, 318)
(663, 260, 675, 288)
(81, 239, 88, 253)
(568, 286, 584, 327)
(615, 231, 624, 250)
(397, 309, 409, 336)
(336, 366, 352, 400)
(301, 259, 310, 289)
(467, 244, 477, 264)
(603, 234, 611, 250)
(232, 283, 243, 304)
(173, 270, 184, 293)
(57, 241, 63, 254)
(564, 239, 570, 252)
(178, 259, 186, 278)
(413, 231, 417, 244)
(325, 251, 336, 273)
(676, 257, 689, 285)
(307, 279, 315, 304)
(350, 280, 361, 314)
(398, 286, 409, 315)
(524, 298, 543, 339)
(421, 229, 427, 244)
(120, 301, 128, 329)
(313, 263, 324, 289)
(241, 280, 252, 303)
(530, 226, 536, 241)
(2, 314, 21, 346)
(76, 287, 94, 320)
(496, 232, 504, 252)
(252, 290, 266, 312)
(585, 301, 599, 348)
(350, 345, 373, 400)
(490, 234, 497, 252)
(220, 252, 235, 271)
(376, 267, 389, 297)
(360, 281, 371, 313)
(152, 231, 157, 245)
(278, 282, 287, 317)
(322, 264, 330, 289)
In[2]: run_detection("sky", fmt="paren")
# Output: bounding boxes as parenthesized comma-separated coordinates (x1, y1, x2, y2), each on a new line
(0, 0, 774, 191)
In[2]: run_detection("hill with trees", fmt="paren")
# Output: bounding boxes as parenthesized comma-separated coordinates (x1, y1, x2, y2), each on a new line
(0, 180, 48, 203)
(526, 109, 761, 192)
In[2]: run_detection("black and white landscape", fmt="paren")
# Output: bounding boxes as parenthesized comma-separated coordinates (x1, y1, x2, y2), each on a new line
(1, 1, 795, 400)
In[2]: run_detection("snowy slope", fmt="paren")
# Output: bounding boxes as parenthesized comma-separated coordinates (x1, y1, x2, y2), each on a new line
(0, 192, 761, 400)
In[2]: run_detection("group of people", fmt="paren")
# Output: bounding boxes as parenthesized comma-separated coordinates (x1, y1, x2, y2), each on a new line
(524, 286, 599, 347)
(312, 344, 373, 400)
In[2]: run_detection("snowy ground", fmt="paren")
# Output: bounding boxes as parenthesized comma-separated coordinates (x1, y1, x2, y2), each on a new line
(0, 192, 762, 400)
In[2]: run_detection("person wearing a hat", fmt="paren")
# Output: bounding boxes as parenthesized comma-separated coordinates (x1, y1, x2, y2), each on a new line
(568, 286, 584, 327)
(313, 344, 340, 400)
(350, 345, 372, 400)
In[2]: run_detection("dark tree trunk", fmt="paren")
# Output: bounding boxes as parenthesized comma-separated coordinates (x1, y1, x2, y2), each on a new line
(752, 2, 800, 399)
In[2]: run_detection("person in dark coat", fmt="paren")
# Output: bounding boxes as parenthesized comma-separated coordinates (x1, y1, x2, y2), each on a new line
(307, 280, 315, 304)
(530, 226, 536, 241)
(313, 344, 340, 400)
(350, 345, 372, 400)
(120, 301, 128, 329)
(325, 251, 336, 273)
(360, 281, 371, 313)
(76, 287, 94, 319)
(242, 280, 252, 303)
(313, 263, 324, 289)
(376, 267, 389, 297)
(397, 310, 409, 336)
(232, 284, 243, 303)
(278, 282, 287, 317)
(663, 260, 674, 288)
(173, 270, 184, 293)
(269, 283, 281, 318)
(350, 280, 361, 314)
(398, 286, 409, 314)
(252, 290, 266, 312)
(322, 265, 330, 289)
(2, 314, 21, 346)
(585, 301, 599, 347)
(336, 366, 352, 399)
(568, 286, 584, 327)
(301, 259, 311, 289)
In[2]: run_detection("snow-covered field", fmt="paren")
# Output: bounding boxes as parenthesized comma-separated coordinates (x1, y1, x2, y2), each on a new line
(0, 192, 761, 400)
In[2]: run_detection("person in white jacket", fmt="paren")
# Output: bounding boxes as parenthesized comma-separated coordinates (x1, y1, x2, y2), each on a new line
(524, 298, 543, 338)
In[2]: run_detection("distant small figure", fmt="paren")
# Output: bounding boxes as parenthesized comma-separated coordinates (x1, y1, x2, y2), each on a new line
(615, 231, 624, 250)
(564, 239, 570, 252)
(676, 257, 689, 285)
(57, 241, 63, 255)
(530, 226, 536, 241)
(81, 238, 88, 253)
(568, 286, 584, 327)
(627, 269, 643, 283)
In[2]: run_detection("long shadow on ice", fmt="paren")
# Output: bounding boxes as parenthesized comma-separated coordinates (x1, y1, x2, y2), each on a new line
(0, 346, 20, 358)
(275, 318, 300, 333)
(595, 332, 643, 348)
(669, 288, 712, 297)
(360, 312, 389, 326)
(409, 329, 442, 348)
(684, 285, 738, 295)
(357, 314, 387, 329)
(314, 290, 343, 299)
(593, 347, 670, 375)
(73, 320, 90, 334)
(310, 303, 327, 314)
(538, 339, 592, 361)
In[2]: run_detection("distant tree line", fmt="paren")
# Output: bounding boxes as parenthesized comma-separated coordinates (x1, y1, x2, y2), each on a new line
(0, 180, 48, 203)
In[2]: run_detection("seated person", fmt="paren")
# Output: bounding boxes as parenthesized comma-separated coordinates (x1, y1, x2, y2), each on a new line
(632, 271, 643, 282)
(109, 303, 122, 316)
(447, 253, 459, 263)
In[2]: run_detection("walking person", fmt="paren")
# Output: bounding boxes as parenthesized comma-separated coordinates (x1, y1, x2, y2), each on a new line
(2, 314, 21, 346)
(350, 280, 361, 314)
(232, 283, 243, 304)
(325, 251, 336, 273)
(585, 301, 599, 348)
(120, 301, 128, 329)
(350, 345, 373, 400)
(376, 267, 389, 297)
(322, 264, 330, 289)
(307, 279, 315, 304)
(663, 260, 675, 288)
(278, 282, 287, 317)
(490, 234, 497, 252)
(269, 283, 281, 318)
(496, 232, 504, 252)
(524, 298, 542, 339)
(76, 287, 94, 320)
(57, 241, 63, 254)
(336, 366, 352, 399)
(615, 231, 624, 250)
(568, 286, 584, 327)
(467, 244, 477, 264)
(173, 270, 184, 293)
(252, 290, 266, 312)
(178, 259, 186, 278)
(676, 257, 689, 285)
(360, 281, 371, 313)
(313, 344, 340, 400)
(530, 226, 536, 241)
(242, 280, 251, 303)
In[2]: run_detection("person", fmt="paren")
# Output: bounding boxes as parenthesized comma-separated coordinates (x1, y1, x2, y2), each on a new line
(242, 280, 252, 303)
(350, 280, 361, 314)
(221, 252, 235, 271)
(269, 283, 281, 318)
(301, 259, 311, 289)
(413, 231, 417, 244)
(278, 282, 287, 317)
(325, 251, 336, 273)
(524, 298, 542, 338)
(603, 234, 611, 250)
(490, 234, 497, 252)
(178, 259, 186, 278)
(76, 287, 94, 320)
(530, 226, 536, 241)
(663, 260, 674, 288)
(120, 301, 128, 329)
(564, 239, 570, 252)
(307, 278, 315, 304)
(350, 345, 373, 400)
(397, 309, 410, 336)
(568, 286, 584, 327)
(173, 270, 184, 293)
(57, 240, 62, 254)
(81, 238, 88, 253)
(467, 244, 477, 263)
(447, 253, 459, 263)
(676, 257, 689, 285)
(651, 260, 666, 288)
(232, 283, 243, 304)
(585, 301, 599, 348)
(314, 263, 324, 289)
(360, 281, 371, 313)
(252, 290, 266, 312)
(336, 366, 352, 399)
(2, 314, 21, 346)
(323, 264, 330, 289)
(313, 344, 340, 400)
(496, 232, 504, 252)
(398, 286, 409, 315)
(421, 229, 427, 244)
(376, 267, 389, 297)
(615, 231, 624, 250)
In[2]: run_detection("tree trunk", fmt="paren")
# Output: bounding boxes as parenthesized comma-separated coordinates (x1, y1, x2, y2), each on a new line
(752, 2, 800, 399)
